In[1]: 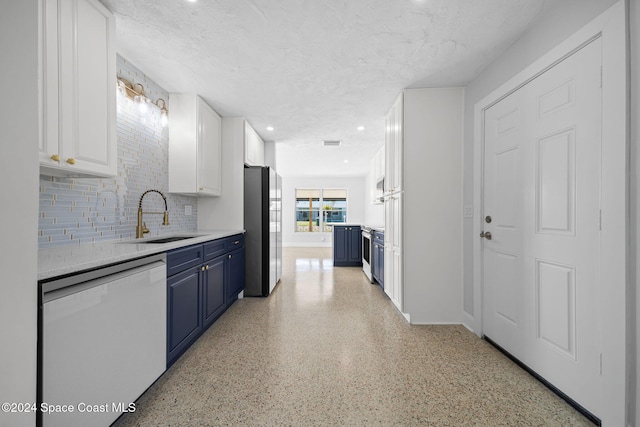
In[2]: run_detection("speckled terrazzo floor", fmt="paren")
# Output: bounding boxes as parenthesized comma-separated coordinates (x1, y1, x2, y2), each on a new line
(112, 247, 595, 427)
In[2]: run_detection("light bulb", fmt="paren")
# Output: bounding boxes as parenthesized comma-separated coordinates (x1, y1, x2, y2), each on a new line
(138, 97, 149, 114)
(160, 111, 169, 127)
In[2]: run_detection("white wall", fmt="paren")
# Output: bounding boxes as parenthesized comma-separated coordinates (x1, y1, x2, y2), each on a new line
(264, 140, 276, 169)
(0, 2, 39, 426)
(198, 117, 245, 230)
(282, 176, 366, 247)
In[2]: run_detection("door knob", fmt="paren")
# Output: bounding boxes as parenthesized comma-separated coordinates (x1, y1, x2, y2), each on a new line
(480, 231, 492, 240)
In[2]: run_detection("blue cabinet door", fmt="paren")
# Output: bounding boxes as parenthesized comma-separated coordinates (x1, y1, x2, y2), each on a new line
(375, 243, 384, 289)
(372, 241, 380, 283)
(226, 247, 245, 304)
(203, 255, 225, 328)
(348, 226, 362, 263)
(167, 266, 201, 366)
(333, 226, 348, 265)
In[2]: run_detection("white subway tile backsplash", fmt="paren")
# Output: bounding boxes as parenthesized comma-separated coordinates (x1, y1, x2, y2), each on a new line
(38, 56, 197, 248)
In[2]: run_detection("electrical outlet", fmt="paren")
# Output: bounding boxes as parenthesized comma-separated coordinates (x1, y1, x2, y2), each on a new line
(184, 205, 192, 216)
(463, 205, 473, 218)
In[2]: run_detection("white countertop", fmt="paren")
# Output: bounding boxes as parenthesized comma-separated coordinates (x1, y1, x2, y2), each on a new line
(38, 230, 244, 281)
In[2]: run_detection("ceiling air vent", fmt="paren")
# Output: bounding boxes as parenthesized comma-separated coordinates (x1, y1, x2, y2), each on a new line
(322, 140, 342, 147)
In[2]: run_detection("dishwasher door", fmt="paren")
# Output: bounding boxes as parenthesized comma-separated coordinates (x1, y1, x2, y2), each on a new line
(41, 256, 166, 427)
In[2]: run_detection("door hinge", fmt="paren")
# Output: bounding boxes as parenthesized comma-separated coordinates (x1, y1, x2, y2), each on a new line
(600, 353, 603, 375)
(599, 209, 602, 231)
(600, 66, 603, 88)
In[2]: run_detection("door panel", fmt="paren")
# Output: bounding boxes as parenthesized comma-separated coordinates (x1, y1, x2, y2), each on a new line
(496, 147, 519, 230)
(495, 252, 519, 326)
(537, 129, 575, 234)
(536, 260, 576, 358)
(482, 38, 602, 416)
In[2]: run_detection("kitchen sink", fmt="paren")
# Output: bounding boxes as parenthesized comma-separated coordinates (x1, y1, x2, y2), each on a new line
(121, 235, 202, 244)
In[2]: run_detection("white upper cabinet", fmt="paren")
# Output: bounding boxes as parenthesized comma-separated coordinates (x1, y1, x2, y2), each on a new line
(385, 93, 403, 193)
(244, 122, 264, 166)
(39, 0, 117, 177)
(169, 94, 222, 197)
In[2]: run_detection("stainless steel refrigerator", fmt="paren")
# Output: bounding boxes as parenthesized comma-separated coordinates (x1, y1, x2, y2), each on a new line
(244, 166, 282, 296)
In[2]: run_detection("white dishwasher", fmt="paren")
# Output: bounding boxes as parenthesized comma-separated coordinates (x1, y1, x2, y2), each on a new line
(40, 254, 167, 427)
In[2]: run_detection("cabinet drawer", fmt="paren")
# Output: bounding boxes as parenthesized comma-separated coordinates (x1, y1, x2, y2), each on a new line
(203, 239, 226, 261)
(167, 244, 203, 276)
(225, 234, 244, 250)
(373, 231, 384, 245)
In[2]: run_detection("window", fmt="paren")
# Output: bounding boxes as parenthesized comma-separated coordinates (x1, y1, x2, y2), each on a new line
(296, 188, 347, 232)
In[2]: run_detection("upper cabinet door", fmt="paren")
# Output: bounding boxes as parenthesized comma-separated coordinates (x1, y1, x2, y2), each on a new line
(197, 97, 222, 196)
(40, 0, 117, 177)
(244, 122, 264, 166)
(169, 93, 222, 197)
(384, 92, 403, 193)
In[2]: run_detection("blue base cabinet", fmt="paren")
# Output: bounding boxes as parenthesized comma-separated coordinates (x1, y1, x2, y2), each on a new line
(167, 234, 244, 367)
(333, 226, 362, 266)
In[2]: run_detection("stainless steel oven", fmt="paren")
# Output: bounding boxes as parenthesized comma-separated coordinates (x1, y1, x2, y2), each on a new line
(362, 226, 373, 283)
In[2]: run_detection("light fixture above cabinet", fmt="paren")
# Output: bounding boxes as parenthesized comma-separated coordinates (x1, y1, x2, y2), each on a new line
(117, 76, 169, 128)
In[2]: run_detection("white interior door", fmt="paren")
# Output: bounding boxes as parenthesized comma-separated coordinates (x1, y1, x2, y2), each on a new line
(482, 38, 602, 417)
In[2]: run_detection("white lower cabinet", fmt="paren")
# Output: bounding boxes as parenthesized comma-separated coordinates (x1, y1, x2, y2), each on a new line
(169, 94, 222, 196)
(39, 0, 117, 177)
(384, 193, 402, 310)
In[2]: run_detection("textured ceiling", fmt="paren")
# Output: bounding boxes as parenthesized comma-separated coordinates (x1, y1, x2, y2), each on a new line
(101, 0, 553, 177)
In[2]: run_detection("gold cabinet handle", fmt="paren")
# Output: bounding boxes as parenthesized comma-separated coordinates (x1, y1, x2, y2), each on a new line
(50, 154, 60, 161)
(205, 265, 209, 270)
(228, 254, 232, 259)
(66, 158, 75, 165)
(201, 266, 205, 272)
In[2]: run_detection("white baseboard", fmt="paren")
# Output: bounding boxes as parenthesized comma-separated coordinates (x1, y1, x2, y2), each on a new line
(463, 311, 480, 337)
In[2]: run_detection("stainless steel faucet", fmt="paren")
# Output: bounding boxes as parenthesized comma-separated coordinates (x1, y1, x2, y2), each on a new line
(136, 189, 169, 238)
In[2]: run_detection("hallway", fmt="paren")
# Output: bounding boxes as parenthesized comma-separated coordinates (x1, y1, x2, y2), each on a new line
(114, 247, 594, 426)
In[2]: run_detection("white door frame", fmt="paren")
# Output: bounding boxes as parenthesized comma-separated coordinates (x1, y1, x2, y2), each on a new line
(471, 2, 627, 425)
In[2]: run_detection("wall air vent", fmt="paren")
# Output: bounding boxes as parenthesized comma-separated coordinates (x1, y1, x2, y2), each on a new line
(322, 140, 342, 147)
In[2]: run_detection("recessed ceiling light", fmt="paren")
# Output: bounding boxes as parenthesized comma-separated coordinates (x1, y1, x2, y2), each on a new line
(344, 160, 349, 163)
(186, 0, 197, 3)
(357, 126, 365, 131)
(266, 126, 274, 131)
